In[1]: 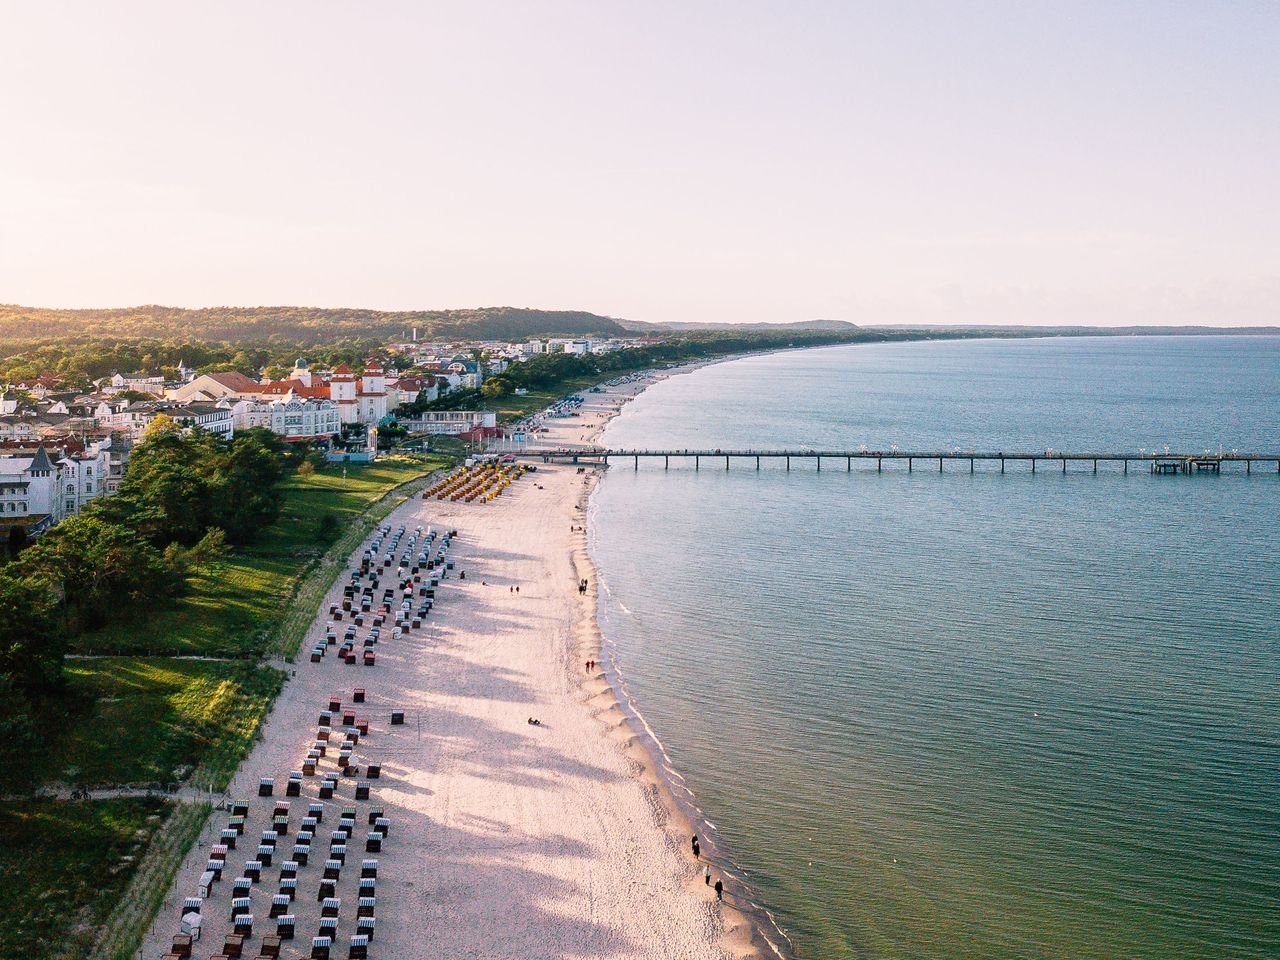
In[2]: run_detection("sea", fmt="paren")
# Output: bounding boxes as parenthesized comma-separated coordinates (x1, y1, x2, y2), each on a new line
(588, 335, 1280, 960)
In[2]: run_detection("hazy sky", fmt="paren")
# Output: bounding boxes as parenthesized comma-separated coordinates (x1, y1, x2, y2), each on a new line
(2, 1, 1277, 326)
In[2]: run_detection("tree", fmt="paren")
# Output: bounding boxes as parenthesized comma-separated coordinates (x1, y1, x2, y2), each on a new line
(481, 377, 513, 399)
(7, 525, 28, 561)
(16, 515, 176, 631)
(0, 573, 61, 691)
(211, 430, 284, 543)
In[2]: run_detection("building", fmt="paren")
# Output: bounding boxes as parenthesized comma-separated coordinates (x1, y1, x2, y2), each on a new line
(0, 446, 58, 529)
(0, 437, 120, 533)
(357, 360, 389, 424)
(168, 371, 262, 403)
(233, 396, 341, 441)
(166, 402, 235, 439)
(255, 358, 391, 427)
(105, 372, 166, 396)
(109, 400, 235, 440)
(400, 410, 498, 436)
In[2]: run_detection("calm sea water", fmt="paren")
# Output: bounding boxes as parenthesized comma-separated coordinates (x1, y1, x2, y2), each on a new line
(589, 336, 1280, 960)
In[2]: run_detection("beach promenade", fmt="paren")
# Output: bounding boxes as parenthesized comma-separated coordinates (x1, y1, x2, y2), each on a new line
(141, 374, 759, 959)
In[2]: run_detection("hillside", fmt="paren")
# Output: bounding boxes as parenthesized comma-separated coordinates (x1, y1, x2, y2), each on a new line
(0, 304, 627, 347)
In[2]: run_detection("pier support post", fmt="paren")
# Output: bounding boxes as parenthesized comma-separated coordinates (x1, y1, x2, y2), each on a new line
(756, 456, 760, 471)
(1001, 458, 1005, 474)
(1062, 458, 1067, 475)
(634, 455, 638, 471)
(664, 455, 668, 470)
(1246, 460, 1250, 475)
(970, 458, 974, 474)
(847, 457, 851, 472)
(1093, 459, 1097, 474)
(695, 456, 699, 471)
(817, 456, 821, 472)
(1032, 458, 1036, 474)
(1124, 460, 1128, 475)
(877, 457, 882, 473)
(908, 457, 913, 473)
(786, 456, 790, 471)
(725, 455, 729, 471)
(939, 457, 943, 473)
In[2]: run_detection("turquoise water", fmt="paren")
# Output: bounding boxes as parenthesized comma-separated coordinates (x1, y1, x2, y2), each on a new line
(590, 337, 1280, 959)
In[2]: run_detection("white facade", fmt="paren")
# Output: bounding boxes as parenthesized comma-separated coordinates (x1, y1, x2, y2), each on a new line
(400, 410, 497, 435)
(0, 439, 116, 526)
(233, 397, 341, 440)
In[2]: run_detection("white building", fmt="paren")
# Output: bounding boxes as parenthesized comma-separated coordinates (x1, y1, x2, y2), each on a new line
(106, 373, 166, 396)
(0, 447, 58, 526)
(111, 400, 235, 440)
(233, 396, 341, 441)
(400, 410, 497, 435)
(0, 438, 118, 530)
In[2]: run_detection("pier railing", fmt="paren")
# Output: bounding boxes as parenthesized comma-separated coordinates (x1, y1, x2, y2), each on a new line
(521, 449, 1280, 475)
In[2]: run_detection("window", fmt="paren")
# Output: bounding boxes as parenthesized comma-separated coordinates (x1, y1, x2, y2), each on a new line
(67, 483, 74, 492)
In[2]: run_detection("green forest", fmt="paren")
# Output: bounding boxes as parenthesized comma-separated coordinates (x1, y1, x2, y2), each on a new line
(0, 304, 626, 348)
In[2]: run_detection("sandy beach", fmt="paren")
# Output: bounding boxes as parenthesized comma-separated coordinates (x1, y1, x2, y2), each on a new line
(141, 371, 765, 960)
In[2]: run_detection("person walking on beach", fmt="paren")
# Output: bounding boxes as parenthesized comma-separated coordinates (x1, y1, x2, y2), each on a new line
(704, 865, 711, 885)
(714, 878, 723, 902)
(691, 835, 700, 858)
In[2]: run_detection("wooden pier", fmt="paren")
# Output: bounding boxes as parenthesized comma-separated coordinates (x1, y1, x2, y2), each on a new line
(523, 448, 1280, 476)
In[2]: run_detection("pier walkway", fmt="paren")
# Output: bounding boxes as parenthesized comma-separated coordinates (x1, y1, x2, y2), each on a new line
(521, 448, 1280, 475)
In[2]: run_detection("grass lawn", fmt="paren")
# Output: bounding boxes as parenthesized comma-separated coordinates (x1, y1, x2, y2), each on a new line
(0, 797, 169, 960)
(72, 456, 444, 657)
(32, 658, 283, 790)
(491, 374, 606, 423)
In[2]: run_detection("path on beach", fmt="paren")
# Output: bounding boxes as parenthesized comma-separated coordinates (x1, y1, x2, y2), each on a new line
(141, 377, 742, 960)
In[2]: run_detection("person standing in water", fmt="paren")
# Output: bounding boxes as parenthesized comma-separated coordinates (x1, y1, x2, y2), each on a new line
(714, 878, 723, 902)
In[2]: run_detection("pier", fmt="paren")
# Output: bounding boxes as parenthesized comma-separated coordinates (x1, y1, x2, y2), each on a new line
(522, 448, 1280, 475)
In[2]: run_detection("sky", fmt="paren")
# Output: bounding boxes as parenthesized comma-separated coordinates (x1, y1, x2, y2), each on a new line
(1, 1, 1277, 327)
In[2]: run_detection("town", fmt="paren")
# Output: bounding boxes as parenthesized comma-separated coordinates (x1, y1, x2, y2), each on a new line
(0, 335, 652, 537)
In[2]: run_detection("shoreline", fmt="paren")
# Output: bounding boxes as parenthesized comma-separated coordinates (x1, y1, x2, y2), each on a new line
(139, 361, 760, 959)
(567, 361, 793, 959)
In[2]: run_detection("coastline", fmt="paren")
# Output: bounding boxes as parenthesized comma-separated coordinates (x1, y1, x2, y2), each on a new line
(139, 360, 764, 959)
(567, 361, 793, 960)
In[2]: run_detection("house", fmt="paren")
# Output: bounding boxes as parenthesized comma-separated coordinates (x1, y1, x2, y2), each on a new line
(110, 400, 235, 440)
(105, 372, 166, 396)
(165, 402, 235, 439)
(168, 371, 262, 403)
(386, 376, 438, 408)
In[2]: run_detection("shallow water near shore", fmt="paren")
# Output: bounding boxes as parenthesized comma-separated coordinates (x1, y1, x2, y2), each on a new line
(590, 336, 1280, 959)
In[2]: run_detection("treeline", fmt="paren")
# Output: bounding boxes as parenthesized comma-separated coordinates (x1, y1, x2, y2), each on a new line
(433, 328, 904, 405)
(0, 305, 625, 349)
(0, 336, 388, 385)
(0, 420, 288, 779)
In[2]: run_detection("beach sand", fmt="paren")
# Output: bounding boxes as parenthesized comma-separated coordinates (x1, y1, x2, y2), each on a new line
(141, 372, 766, 959)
